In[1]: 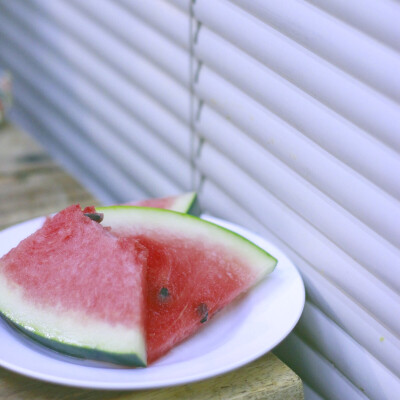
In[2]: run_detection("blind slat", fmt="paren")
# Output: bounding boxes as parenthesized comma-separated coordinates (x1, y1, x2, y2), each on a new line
(0, 10, 191, 189)
(303, 384, 325, 400)
(195, 25, 400, 154)
(0, 27, 185, 198)
(195, 65, 400, 201)
(275, 333, 369, 400)
(27, 0, 191, 123)
(10, 78, 153, 202)
(194, 0, 400, 154)
(194, 29, 400, 247)
(297, 302, 400, 400)
(306, 0, 400, 52)
(117, 0, 190, 49)
(69, 0, 191, 86)
(166, 0, 191, 13)
(12, 105, 125, 205)
(231, 0, 400, 103)
(2, 0, 192, 159)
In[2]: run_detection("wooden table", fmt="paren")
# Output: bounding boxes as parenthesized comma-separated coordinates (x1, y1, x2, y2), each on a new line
(0, 123, 304, 399)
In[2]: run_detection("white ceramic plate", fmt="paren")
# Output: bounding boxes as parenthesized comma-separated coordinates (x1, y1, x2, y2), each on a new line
(0, 214, 305, 389)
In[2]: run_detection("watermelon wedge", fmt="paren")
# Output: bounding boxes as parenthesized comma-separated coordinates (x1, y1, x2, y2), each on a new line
(123, 192, 200, 215)
(0, 205, 147, 367)
(97, 206, 278, 363)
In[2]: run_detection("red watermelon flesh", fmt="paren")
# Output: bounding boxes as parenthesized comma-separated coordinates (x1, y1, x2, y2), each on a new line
(98, 206, 277, 364)
(124, 197, 174, 209)
(0, 205, 148, 366)
(142, 233, 260, 363)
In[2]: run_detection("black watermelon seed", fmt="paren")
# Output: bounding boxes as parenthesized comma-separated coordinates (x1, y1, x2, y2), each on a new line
(197, 303, 208, 323)
(84, 213, 104, 223)
(159, 287, 170, 302)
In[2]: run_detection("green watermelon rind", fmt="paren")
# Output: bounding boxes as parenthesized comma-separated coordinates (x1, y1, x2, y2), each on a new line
(0, 281, 147, 367)
(97, 206, 278, 279)
(0, 299, 147, 367)
(0, 206, 148, 368)
(1, 313, 146, 367)
(169, 192, 201, 216)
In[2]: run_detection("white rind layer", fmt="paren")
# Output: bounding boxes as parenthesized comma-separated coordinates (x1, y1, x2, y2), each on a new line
(0, 270, 146, 361)
(99, 207, 277, 281)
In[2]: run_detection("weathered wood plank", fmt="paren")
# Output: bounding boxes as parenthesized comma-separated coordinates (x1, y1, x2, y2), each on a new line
(0, 352, 303, 400)
(0, 123, 98, 229)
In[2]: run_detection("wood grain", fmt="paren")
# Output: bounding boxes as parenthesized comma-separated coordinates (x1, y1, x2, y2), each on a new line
(0, 123, 303, 399)
(0, 352, 303, 400)
(0, 122, 99, 230)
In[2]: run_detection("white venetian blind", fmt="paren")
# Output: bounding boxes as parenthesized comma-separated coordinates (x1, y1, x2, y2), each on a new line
(0, 0, 193, 204)
(1, 1, 399, 399)
(191, 0, 400, 399)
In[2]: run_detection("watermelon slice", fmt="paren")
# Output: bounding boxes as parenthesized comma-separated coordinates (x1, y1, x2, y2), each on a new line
(123, 192, 200, 215)
(97, 206, 278, 363)
(0, 205, 147, 367)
